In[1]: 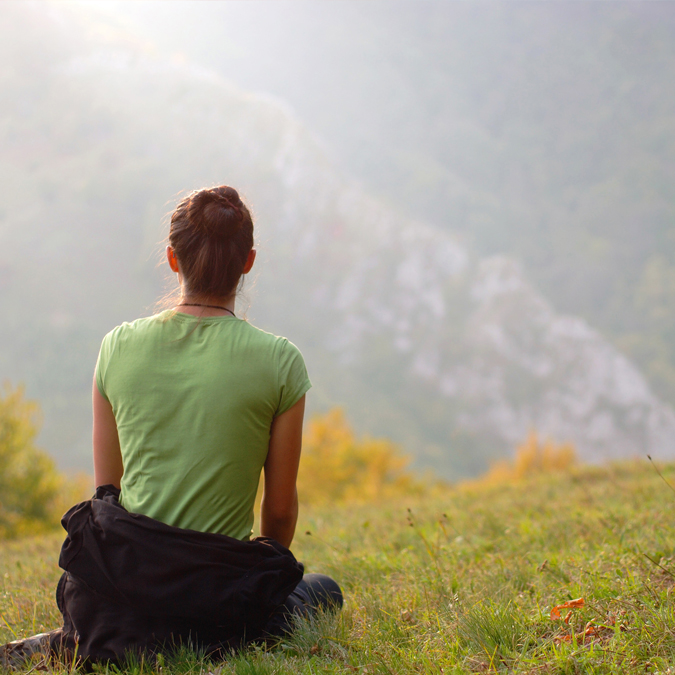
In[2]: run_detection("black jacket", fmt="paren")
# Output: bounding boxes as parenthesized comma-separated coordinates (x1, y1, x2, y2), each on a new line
(51, 485, 303, 663)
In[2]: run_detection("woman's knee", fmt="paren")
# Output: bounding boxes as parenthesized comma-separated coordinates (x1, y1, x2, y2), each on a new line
(298, 573, 343, 611)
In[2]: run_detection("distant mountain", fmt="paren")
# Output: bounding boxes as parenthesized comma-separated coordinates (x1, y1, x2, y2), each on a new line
(98, 0, 675, 411)
(1, 2, 673, 477)
(253, 151, 675, 474)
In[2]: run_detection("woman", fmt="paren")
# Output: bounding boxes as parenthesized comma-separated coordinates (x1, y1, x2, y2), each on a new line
(1, 186, 342, 667)
(94, 185, 306, 548)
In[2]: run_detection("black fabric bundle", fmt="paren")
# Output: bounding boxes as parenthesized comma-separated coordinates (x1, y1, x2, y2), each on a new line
(50, 485, 304, 663)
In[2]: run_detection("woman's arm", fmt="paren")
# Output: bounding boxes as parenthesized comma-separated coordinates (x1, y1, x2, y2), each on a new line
(92, 376, 124, 488)
(261, 395, 305, 549)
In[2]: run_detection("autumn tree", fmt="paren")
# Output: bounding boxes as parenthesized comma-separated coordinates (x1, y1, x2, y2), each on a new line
(0, 383, 63, 538)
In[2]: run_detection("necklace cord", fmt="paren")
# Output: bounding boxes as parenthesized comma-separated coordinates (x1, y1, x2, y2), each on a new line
(177, 303, 236, 317)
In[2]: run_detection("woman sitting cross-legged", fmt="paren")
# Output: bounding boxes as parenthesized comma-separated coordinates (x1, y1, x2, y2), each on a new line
(1, 185, 342, 667)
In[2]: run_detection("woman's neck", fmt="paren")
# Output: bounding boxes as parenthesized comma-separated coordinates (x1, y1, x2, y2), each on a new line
(175, 294, 236, 317)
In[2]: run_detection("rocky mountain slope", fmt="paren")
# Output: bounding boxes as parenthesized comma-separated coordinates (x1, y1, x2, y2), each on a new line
(253, 140, 675, 473)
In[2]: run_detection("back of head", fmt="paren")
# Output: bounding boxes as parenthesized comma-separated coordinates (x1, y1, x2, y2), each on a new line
(169, 186, 254, 300)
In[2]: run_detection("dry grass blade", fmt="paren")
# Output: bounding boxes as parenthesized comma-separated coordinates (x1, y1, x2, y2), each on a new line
(647, 455, 675, 496)
(642, 552, 675, 579)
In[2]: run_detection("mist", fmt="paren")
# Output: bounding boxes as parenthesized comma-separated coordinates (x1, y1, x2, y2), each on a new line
(1, 0, 674, 476)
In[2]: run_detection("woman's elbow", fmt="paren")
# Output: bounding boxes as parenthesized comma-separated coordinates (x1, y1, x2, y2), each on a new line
(261, 492, 298, 524)
(260, 491, 298, 547)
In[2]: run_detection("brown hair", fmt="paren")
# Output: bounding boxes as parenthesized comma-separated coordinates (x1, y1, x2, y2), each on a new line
(169, 186, 254, 300)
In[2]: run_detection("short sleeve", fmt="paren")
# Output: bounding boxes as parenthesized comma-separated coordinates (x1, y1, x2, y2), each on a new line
(275, 339, 312, 416)
(95, 331, 114, 402)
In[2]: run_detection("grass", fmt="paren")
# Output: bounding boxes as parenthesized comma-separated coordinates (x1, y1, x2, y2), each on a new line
(3, 459, 675, 673)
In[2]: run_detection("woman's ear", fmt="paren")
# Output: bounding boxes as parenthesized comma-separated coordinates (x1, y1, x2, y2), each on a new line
(166, 245, 180, 273)
(243, 248, 257, 275)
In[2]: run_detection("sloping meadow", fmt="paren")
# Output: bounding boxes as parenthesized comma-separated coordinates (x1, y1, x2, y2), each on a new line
(2, 459, 675, 673)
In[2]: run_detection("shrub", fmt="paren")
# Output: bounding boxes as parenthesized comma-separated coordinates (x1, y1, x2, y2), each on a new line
(0, 382, 89, 538)
(296, 408, 425, 505)
(462, 430, 577, 490)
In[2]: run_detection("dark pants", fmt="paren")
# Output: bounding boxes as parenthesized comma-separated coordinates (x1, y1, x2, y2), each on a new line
(263, 573, 344, 638)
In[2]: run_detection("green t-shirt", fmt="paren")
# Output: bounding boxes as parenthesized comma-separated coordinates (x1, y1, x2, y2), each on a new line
(95, 310, 311, 540)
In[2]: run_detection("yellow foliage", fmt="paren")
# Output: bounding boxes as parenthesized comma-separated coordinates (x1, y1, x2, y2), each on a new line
(512, 430, 576, 477)
(52, 472, 94, 522)
(296, 408, 425, 505)
(0, 383, 91, 539)
(462, 430, 577, 490)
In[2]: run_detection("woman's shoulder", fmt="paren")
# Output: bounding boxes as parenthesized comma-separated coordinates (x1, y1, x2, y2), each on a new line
(108, 310, 172, 335)
(101, 311, 172, 341)
(239, 322, 303, 355)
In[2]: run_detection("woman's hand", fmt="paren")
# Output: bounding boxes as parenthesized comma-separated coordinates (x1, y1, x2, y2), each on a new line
(261, 395, 305, 549)
(92, 377, 123, 488)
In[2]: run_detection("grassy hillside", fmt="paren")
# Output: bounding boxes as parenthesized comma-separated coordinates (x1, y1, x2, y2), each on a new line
(2, 459, 675, 673)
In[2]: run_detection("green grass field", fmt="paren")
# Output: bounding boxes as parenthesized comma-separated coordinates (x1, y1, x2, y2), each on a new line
(2, 459, 675, 674)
